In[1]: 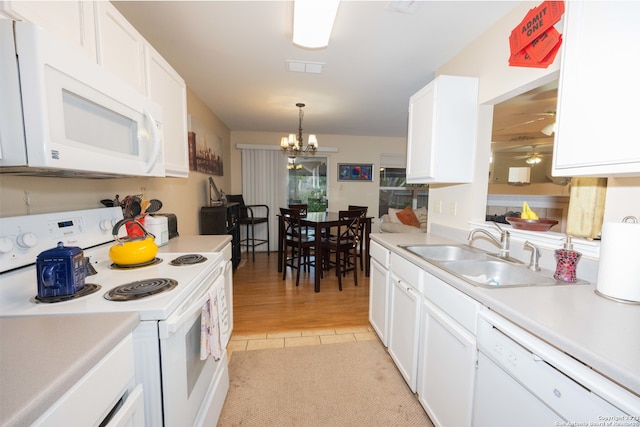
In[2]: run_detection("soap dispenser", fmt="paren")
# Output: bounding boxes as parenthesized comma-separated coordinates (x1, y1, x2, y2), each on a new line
(554, 236, 581, 283)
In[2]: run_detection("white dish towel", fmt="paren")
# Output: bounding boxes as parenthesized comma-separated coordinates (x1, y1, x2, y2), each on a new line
(200, 288, 223, 361)
(216, 282, 230, 346)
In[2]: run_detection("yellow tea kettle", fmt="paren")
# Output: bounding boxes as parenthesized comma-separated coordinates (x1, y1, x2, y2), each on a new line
(109, 219, 158, 266)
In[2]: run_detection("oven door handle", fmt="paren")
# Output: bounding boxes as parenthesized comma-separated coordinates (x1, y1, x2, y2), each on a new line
(158, 269, 224, 339)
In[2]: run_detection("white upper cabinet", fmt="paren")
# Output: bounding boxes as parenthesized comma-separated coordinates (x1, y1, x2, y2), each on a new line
(406, 75, 478, 183)
(145, 44, 189, 178)
(95, 1, 146, 94)
(4, 0, 190, 178)
(1, 1, 96, 61)
(552, 1, 640, 177)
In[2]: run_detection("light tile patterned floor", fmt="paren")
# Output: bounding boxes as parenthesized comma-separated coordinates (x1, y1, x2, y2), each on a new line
(227, 326, 377, 360)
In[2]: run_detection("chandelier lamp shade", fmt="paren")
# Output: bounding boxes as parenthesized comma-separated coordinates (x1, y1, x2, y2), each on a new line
(293, 0, 340, 49)
(280, 103, 318, 159)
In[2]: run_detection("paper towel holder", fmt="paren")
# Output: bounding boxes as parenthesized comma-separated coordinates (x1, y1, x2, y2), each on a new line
(595, 218, 640, 305)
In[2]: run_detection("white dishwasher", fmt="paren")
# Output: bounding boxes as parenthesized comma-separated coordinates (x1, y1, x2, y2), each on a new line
(473, 309, 640, 426)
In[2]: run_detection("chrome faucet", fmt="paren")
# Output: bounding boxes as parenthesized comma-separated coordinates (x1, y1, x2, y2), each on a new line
(523, 240, 541, 271)
(467, 223, 511, 259)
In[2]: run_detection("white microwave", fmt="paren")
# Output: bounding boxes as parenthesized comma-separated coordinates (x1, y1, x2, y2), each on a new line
(0, 20, 164, 177)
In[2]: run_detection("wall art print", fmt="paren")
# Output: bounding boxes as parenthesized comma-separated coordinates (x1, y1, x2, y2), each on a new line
(338, 163, 373, 181)
(187, 116, 224, 175)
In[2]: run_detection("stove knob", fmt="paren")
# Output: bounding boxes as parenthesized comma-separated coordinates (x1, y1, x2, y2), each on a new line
(99, 219, 116, 231)
(17, 232, 38, 248)
(0, 237, 13, 253)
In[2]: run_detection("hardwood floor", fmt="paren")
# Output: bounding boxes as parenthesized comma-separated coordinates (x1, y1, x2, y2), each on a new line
(231, 251, 370, 335)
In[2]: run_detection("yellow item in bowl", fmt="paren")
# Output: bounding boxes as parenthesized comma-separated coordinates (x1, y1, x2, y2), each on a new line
(521, 202, 539, 220)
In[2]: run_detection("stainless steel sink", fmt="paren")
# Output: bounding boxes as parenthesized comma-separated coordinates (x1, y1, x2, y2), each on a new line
(400, 244, 590, 288)
(401, 244, 487, 262)
(440, 259, 560, 288)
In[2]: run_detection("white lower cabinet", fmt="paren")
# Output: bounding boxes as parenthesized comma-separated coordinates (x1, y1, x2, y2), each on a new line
(381, 245, 481, 424)
(418, 274, 480, 427)
(369, 241, 391, 346)
(34, 334, 144, 426)
(418, 298, 476, 427)
(388, 253, 424, 392)
(418, 273, 480, 427)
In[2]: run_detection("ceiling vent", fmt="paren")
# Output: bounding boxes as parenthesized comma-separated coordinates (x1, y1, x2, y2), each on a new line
(286, 60, 325, 74)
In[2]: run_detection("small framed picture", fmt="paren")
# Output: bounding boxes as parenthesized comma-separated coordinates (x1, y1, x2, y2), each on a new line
(338, 163, 374, 181)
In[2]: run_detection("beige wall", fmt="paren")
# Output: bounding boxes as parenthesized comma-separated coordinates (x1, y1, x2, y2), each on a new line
(230, 131, 406, 219)
(0, 89, 231, 236)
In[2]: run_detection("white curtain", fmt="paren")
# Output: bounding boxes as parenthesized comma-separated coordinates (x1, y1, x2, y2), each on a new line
(240, 148, 287, 252)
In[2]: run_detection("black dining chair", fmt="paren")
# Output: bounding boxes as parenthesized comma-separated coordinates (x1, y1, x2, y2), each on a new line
(288, 203, 315, 237)
(348, 205, 368, 271)
(226, 194, 270, 261)
(321, 209, 361, 291)
(280, 207, 316, 286)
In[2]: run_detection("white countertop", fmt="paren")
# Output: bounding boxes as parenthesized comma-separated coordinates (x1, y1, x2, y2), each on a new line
(158, 234, 231, 254)
(0, 312, 140, 427)
(371, 232, 640, 398)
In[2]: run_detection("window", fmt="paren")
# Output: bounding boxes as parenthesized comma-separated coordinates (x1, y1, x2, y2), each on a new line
(379, 167, 428, 217)
(287, 157, 328, 212)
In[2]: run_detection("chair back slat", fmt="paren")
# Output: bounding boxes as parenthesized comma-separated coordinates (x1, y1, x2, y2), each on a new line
(338, 210, 362, 248)
(288, 204, 308, 217)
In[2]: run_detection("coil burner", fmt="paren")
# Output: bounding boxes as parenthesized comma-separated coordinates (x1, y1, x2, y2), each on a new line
(110, 257, 163, 270)
(35, 284, 102, 303)
(169, 254, 208, 266)
(104, 278, 178, 301)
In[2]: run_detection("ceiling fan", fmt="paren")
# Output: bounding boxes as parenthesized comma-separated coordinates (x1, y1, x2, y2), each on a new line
(514, 145, 544, 164)
(495, 111, 556, 133)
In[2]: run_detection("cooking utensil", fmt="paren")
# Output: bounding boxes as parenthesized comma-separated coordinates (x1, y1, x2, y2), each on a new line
(100, 199, 115, 207)
(146, 199, 163, 213)
(130, 199, 142, 217)
(109, 219, 158, 265)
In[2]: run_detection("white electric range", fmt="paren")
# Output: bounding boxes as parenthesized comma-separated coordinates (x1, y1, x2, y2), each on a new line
(0, 207, 232, 427)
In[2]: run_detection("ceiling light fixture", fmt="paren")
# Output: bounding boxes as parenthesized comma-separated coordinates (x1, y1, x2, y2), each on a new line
(280, 103, 318, 159)
(526, 153, 542, 164)
(541, 112, 557, 136)
(541, 122, 556, 136)
(293, 0, 340, 49)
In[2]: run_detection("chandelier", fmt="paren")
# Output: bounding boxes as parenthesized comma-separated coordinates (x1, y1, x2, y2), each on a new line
(280, 103, 318, 159)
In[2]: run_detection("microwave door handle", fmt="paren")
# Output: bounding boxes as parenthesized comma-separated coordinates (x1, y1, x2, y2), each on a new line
(143, 107, 160, 173)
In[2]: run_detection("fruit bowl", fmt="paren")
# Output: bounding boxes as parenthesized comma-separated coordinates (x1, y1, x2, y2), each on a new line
(505, 217, 559, 232)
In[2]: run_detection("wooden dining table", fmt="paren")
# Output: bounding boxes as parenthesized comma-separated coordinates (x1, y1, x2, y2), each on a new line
(277, 211, 372, 292)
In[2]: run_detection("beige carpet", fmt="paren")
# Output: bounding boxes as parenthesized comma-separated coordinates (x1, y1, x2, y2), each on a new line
(217, 339, 434, 426)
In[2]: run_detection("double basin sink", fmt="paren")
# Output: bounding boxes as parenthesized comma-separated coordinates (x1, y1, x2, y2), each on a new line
(400, 244, 587, 288)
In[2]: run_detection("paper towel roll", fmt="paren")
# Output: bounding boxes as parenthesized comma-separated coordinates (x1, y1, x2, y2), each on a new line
(596, 221, 640, 303)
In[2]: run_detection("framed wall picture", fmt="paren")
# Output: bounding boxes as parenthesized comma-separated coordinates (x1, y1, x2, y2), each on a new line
(188, 116, 224, 176)
(338, 163, 374, 181)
